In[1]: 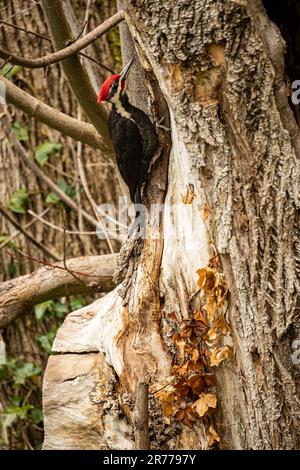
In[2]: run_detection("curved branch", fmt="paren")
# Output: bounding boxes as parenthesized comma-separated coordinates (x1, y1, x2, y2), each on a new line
(0, 11, 124, 69)
(1, 76, 106, 151)
(0, 254, 118, 328)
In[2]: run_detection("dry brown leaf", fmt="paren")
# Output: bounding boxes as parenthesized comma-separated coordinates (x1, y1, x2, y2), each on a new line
(157, 390, 177, 417)
(173, 378, 190, 397)
(203, 297, 217, 322)
(193, 392, 217, 417)
(196, 268, 208, 289)
(191, 348, 200, 362)
(172, 362, 189, 377)
(174, 405, 197, 427)
(210, 345, 233, 367)
(177, 340, 187, 360)
(194, 309, 207, 324)
(203, 373, 217, 387)
(207, 424, 221, 447)
(207, 327, 218, 341)
(187, 374, 204, 394)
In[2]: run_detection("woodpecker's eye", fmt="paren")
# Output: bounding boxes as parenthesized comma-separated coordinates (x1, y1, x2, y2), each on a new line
(108, 79, 119, 100)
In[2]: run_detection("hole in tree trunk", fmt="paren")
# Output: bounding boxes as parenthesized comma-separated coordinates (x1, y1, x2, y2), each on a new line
(262, 0, 300, 126)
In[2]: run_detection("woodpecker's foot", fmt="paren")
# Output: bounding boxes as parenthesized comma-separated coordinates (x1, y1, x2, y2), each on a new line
(155, 114, 171, 132)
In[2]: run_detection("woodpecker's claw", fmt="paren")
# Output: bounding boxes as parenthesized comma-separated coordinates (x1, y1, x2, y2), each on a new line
(156, 114, 171, 132)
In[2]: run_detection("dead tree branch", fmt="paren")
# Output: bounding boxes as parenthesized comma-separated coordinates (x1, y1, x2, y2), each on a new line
(0, 254, 117, 328)
(134, 382, 150, 450)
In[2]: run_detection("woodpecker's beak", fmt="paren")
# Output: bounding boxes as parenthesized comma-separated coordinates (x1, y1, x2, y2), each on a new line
(120, 57, 134, 81)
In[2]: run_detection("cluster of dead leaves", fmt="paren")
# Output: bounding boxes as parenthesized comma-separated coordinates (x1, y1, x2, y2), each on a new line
(156, 242, 233, 448)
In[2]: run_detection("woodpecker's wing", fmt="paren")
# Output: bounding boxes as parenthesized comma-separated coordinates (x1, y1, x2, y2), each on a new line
(109, 114, 143, 202)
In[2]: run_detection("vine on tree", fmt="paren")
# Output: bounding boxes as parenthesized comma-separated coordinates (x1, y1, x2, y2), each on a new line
(155, 242, 233, 448)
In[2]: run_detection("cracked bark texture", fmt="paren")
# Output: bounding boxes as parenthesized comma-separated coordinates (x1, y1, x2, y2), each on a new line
(42, 0, 299, 450)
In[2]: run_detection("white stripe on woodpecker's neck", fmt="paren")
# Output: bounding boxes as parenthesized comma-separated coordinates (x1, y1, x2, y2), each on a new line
(110, 79, 132, 119)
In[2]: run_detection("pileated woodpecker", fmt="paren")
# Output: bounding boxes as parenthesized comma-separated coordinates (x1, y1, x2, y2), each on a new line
(97, 58, 158, 208)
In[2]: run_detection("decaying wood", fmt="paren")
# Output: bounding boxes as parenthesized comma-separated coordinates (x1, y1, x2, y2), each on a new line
(43, 352, 134, 450)
(0, 254, 117, 329)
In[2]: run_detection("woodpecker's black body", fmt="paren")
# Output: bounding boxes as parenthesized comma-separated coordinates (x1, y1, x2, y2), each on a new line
(109, 94, 158, 204)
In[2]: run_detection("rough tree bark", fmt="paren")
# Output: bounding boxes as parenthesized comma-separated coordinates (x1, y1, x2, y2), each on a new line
(19, 0, 300, 450)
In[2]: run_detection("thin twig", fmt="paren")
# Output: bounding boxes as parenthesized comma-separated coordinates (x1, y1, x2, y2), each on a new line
(75, 107, 84, 235)
(0, 207, 52, 250)
(11, 137, 99, 229)
(43, 161, 80, 182)
(62, 209, 89, 286)
(8, 249, 102, 279)
(27, 210, 96, 235)
(75, 111, 116, 253)
(0, 204, 59, 261)
(0, 11, 125, 69)
(0, 20, 115, 72)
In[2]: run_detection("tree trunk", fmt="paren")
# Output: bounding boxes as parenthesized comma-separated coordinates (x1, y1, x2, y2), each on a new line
(41, 0, 299, 449)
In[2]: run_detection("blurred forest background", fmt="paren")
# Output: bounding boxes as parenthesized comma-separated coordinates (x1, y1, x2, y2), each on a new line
(0, 0, 120, 449)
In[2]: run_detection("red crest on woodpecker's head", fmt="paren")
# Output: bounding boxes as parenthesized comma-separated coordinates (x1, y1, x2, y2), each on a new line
(97, 58, 134, 104)
(97, 74, 120, 104)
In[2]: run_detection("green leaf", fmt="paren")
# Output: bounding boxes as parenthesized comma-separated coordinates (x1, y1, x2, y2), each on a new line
(58, 178, 76, 200)
(29, 407, 43, 425)
(12, 121, 29, 142)
(1, 411, 18, 429)
(34, 300, 53, 321)
(45, 192, 61, 205)
(45, 178, 76, 205)
(37, 330, 56, 354)
(1, 401, 34, 431)
(53, 301, 68, 318)
(70, 297, 86, 311)
(14, 362, 41, 385)
(8, 261, 17, 277)
(8, 188, 29, 214)
(34, 141, 61, 166)
(0, 64, 22, 80)
(0, 233, 17, 249)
